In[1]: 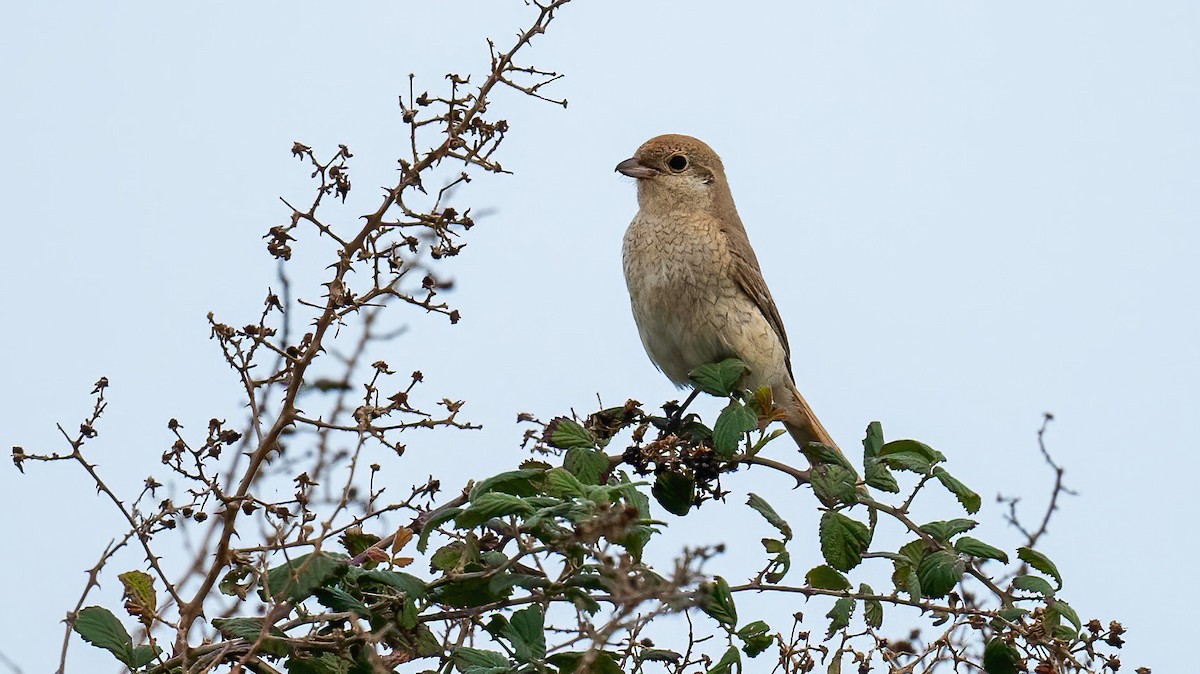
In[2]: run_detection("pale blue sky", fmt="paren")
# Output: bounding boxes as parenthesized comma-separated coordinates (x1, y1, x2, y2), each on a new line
(1, 2, 1196, 671)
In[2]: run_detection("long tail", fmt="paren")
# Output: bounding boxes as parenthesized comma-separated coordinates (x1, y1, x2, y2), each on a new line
(779, 381, 860, 479)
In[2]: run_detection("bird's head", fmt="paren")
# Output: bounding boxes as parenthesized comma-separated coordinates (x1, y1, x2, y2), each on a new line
(615, 134, 730, 211)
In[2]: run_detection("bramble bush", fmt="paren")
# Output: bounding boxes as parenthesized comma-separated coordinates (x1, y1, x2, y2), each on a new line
(13, 2, 1142, 673)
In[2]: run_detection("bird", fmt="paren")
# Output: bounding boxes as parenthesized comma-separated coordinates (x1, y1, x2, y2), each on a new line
(615, 133, 853, 472)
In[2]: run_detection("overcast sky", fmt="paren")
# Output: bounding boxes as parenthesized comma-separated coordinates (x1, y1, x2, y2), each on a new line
(1, 2, 1196, 671)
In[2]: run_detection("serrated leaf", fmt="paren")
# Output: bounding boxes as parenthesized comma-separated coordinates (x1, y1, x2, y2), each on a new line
(805, 565, 851, 591)
(698, 576, 738, 627)
(262, 552, 346, 603)
(879, 439, 945, 463)
(652, 472, 695, 516)
(916, 550, 964, 599)
(73, 606, 137, 668)
(470, 469, 544, 500)
(455, 493, 536, 529)
(543, 467, 588, 498)
(933, 467, 981, 514)
(918, 518, 978, 542)
(1049, 599, 1081, 635)
(954, 537, 1010, 563)
(1012, 574, 1056, 597)
(502, 604, 546, 662)
(860, 583, 883, 628)
(416, 506, 462, 553)
(564, 447, 609, 485)
(706, 645, 742, 674)
(546, 650, 622, 673)
(285, 652, 354, 674)
(360, 569, 427, 598)
(862, 421, 884, 458)
(805, 442, 855, 471)
(810, 464, 859, 507)
(639, 649, 683, 664)
(747, 493, 792, 540)
(212, 617, 289, 657)
(878, 450, 932, 474)
(314, 586, 369, 617)
(451, 647, 510, 672)
(219, 565, 257, 600)
(736, 620, 774, 657)
(713, 401, 757, 457)
(688, 358, 749, 396)
(1017, 547, 1063, 588)
(825, 596, 855, 637)
(863, 457, 900, 493)
(819, 512, 872, 572)
(543, 417, 596, 449)
(982, 637, 1021, 674)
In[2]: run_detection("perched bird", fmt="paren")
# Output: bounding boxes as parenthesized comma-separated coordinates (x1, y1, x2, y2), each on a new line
(616, 133, 851, 469)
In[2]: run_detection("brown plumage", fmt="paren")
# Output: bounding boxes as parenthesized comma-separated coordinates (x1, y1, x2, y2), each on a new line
(616, 133, 847, 464)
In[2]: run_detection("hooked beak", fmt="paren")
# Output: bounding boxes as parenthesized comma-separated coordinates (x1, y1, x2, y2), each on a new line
(615, 157, 658, 179)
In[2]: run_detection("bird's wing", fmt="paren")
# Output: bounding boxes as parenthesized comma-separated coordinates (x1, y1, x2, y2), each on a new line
(725, 231, 794, 379)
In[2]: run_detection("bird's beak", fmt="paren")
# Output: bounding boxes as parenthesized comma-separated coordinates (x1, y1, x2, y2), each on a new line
(615, 157, 658, 179)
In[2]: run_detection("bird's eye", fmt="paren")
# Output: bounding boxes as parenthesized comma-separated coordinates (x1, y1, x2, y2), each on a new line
(667, 154, 688, 172)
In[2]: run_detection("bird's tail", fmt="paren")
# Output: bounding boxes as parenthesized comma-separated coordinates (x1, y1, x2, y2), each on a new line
(779, 382, 862, 484)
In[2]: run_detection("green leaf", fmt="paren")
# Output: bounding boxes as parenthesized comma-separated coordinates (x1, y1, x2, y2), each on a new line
(713, 401, 757, 458)
(688, 358, 749, 396)
(916, 550, 964, 599)
(455, 492, 536, 529)
(436, 577, 512, 608)
(698, 576, 738, 628)
(638, 649, 683, 664)
(736, 620, 774, 657)
(805, 442, 855, 471)
(819, 512, 872, 572)
(933, 467, 981, 514)
(746, 493, 792, 540)
(860, 583, 883, 628)
(805, 564, 851, 591)
(919, 518, 978, 542)
(543, 417, 597, 449)
(810, 464, 859, 507)
(564, 447, 609, 485)
(359, 569, 427, 597)
(825, 596, 855, 637)
(470, 468, 544, 500)
(1012, 574, 1056, 597)
(314, 587, 369, 617)
(212, 617, 289, 657)
(451, 647, 510, 673)
(547, 650, 622, 673)
(285, 652, 354, 674)
(652, 472, 695, 516)
(261, 552, 347, 603)
(954, 536, 1010, 563)
(879, 439, 945, 463)
(1017, 547, 1063, 588)
(416, 506, 463, 553)
(543, 467, 588, 499)
(862, 422, 884, 458)
(982, 637, 1021, 674)
(706, 646, 742, 674)
(863, 457, 900, 493)
(1049, 600, 1081, 635)
(73, 606, 157, 669)
(878, 450, 932, 474)
(503, 605, 547, 662)
(996, 607, 1030, 622)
